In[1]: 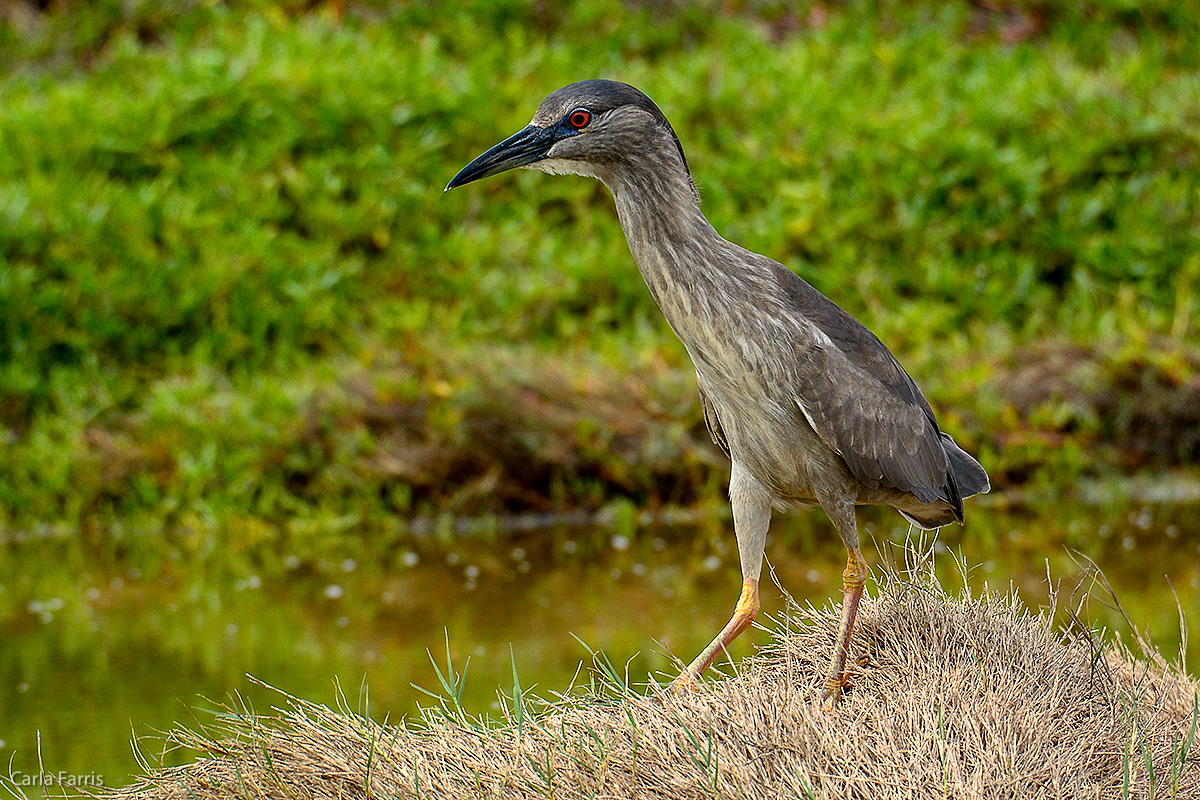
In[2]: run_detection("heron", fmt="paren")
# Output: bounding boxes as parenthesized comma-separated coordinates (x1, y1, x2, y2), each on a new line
(446, 80, 989, 699)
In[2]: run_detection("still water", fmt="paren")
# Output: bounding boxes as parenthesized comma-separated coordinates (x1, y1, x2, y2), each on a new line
(2, 491, 1199, 794)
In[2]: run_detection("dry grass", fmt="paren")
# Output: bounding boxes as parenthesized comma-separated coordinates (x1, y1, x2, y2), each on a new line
(107, 572, 1199, 800)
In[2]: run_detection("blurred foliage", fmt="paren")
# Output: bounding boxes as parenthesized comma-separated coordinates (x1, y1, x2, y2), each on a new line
(0, 0, 1198, 569)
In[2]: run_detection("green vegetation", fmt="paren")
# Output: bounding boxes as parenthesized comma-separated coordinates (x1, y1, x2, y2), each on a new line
(1, 0, 1198, 579)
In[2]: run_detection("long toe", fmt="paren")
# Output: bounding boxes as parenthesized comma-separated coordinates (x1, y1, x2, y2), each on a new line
(821, 673, 848, 707)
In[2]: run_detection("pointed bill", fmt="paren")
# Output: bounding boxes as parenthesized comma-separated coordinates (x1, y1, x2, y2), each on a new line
(445, 125, 558, 191)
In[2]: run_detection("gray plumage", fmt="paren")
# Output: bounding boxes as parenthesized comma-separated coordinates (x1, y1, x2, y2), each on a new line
(447, 79, 989, 696)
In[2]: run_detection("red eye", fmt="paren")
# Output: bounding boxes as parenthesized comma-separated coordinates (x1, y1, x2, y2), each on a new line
(568, 109, 591, 129)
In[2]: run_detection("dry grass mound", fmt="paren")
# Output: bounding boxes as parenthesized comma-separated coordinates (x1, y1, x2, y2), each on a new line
(112, 577, 1199, 800)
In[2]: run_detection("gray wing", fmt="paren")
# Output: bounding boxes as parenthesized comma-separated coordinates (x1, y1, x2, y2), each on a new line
(772, 262, 964, 515)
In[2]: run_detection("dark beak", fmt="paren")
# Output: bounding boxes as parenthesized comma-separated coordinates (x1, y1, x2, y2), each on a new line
(445, 125, 558, 191)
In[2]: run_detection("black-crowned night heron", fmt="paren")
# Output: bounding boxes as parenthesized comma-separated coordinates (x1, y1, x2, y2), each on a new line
(446, 80, 989, 699)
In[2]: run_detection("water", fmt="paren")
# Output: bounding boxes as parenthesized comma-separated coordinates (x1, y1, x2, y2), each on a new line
(1, 495, 1198, 794)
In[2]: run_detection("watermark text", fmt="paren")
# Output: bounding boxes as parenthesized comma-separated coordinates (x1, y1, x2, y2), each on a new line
(8, 771, 105, 788)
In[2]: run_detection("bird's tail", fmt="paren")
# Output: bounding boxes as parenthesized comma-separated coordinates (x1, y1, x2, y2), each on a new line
(897, 434, 989, 531)
(941, 433, 990, 499)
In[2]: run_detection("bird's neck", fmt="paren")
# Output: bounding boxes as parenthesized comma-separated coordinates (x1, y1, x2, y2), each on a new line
(606, 164, 753, 339)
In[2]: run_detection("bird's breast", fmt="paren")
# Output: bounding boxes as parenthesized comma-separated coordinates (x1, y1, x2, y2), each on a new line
(615, 207, 859, 504)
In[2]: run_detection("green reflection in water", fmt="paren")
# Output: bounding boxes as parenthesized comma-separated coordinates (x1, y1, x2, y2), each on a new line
(1, 499, 1197, 793)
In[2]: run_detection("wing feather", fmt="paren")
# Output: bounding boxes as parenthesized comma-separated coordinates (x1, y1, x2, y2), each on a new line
(771, 261, 961, 515)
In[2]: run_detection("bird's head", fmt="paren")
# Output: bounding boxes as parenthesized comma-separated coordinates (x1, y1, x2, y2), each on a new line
(445, 79, 691, 191)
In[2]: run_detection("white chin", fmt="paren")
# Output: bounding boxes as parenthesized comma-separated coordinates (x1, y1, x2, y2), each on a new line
(528, 158, 591, 178)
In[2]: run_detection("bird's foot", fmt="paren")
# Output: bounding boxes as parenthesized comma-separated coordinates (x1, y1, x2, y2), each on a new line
(821, 675, 847, 708)
(820, 653, 870, 707)
(668, 668, 703, 695)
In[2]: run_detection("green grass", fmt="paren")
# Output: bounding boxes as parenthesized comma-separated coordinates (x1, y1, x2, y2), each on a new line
(0, 0, 1198, 574)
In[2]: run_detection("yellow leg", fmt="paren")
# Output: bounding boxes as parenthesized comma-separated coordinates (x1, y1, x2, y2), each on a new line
(824, 547, 868, 704)
(670, 577, 760, 691)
